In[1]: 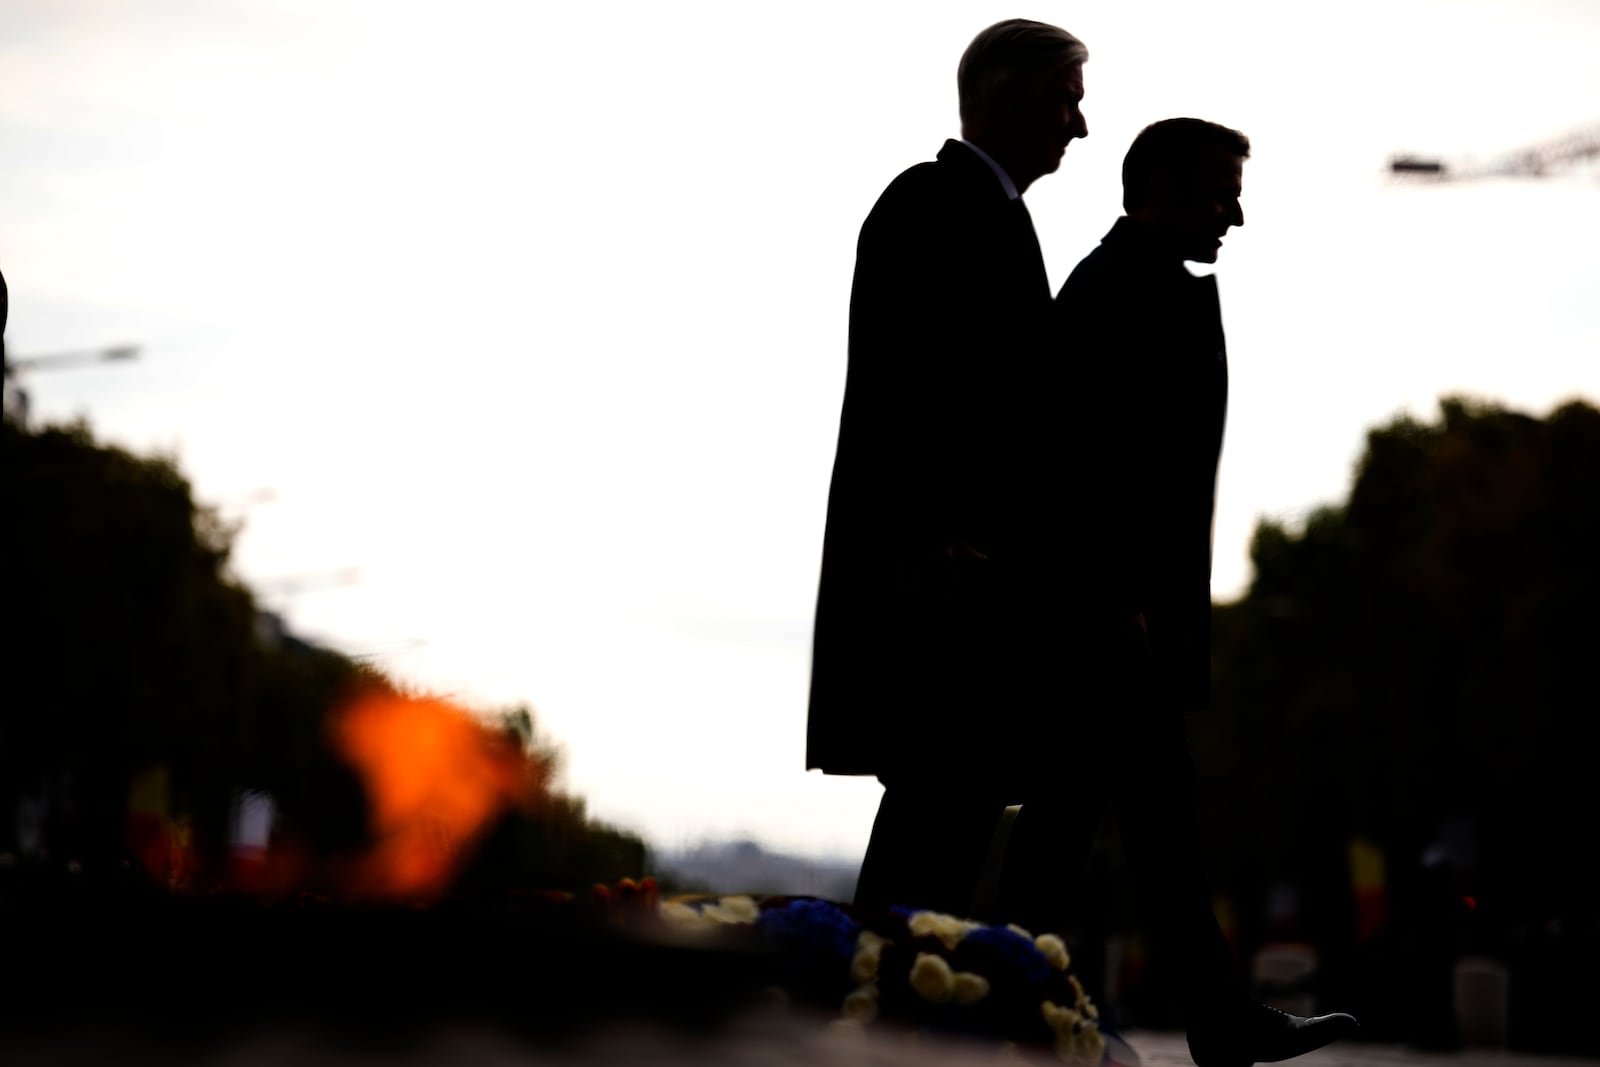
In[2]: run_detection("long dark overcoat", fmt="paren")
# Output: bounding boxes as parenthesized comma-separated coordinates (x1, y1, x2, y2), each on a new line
(1053, 217, 1230, 714)
(806, 141, 1054, 779)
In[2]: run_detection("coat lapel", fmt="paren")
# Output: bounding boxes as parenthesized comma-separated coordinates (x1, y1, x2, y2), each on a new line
(935, 141, 1051, 302)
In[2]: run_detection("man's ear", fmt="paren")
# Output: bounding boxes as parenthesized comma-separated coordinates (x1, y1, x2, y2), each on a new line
(1145, 168, 1175, 209)
(1128, 171, 1166, 223)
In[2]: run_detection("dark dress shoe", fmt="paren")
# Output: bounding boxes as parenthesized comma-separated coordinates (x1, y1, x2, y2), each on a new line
(1188, 1002, 1360, 1067)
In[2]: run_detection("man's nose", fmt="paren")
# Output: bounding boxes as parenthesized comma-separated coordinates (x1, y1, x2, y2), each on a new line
(1232, 202, 1244, 228)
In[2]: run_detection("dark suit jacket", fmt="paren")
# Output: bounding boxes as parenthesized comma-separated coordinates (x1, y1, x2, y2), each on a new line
(807, 140, 1053, 777)
(1054, 216, 1229, 714)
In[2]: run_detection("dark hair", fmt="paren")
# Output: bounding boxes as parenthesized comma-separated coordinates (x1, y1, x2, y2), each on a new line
(957, 19, 1087, 125)
(1121, 118, 1250, 212)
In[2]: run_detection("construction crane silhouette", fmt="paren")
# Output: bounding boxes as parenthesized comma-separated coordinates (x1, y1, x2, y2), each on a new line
(3, 343, 142, 428)
(1389, 120, 1600, 182)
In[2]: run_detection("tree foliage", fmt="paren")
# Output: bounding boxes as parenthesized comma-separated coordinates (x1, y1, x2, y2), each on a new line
(1, 418, 650, 898)
(4, 419, 263, 864)
(1189, 396, 1600, 1036)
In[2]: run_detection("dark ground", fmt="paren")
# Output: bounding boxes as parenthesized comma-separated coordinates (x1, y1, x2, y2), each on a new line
(5, 878, 1595, 1067)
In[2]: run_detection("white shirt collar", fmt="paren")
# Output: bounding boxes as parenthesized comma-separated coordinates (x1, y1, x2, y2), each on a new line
(959, 138, 1020, 200)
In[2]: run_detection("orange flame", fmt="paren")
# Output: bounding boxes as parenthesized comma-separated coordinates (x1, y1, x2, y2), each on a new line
(330, 690, 540, 903)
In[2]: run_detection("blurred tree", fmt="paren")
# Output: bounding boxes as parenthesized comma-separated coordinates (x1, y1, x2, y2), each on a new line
(450, 703, 655, 902)
(1190, 396, 1600, 1048)
(1, 419, 652, 900)
(2, 419, 260, 872)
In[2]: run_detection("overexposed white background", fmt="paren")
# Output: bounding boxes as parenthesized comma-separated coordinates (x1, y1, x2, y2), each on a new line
(5, 0, 1597, 858)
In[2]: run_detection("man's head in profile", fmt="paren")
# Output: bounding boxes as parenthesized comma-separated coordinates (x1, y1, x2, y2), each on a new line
(958, 19, 1090, 194)
(1122, 118, 1250, 263)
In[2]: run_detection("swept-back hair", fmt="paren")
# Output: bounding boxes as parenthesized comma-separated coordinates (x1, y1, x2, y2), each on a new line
(1122, 117, 1250, 212)
(957, 19, 1088, 125)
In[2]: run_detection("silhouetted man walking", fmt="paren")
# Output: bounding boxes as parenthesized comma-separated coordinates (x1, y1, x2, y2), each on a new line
(807, 19, 1089, 917)
(1014, 118, 1358, 1066)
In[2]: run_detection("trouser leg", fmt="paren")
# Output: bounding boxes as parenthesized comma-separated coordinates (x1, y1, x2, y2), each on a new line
(1112, 700, 1241, 1015)
(988, 640, 1115, 937)
(854, 781, 1007, 916)
(993, 791, 1108, 936)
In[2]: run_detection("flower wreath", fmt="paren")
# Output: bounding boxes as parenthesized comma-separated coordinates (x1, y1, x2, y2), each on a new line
(653, 889, 1136, 1067)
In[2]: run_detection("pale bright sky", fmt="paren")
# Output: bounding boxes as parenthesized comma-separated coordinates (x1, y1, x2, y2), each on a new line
(5, 0, 1597, 861)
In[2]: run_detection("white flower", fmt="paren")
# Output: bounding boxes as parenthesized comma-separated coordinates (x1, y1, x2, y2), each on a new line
(702, 895, 759, 924)
(658, 900, 712, 928)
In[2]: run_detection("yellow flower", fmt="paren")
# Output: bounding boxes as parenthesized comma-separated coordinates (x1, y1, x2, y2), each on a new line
(1042, 1000, 1083, 1035)
(1075, 1024, 1107, 1063)
(1036, 933, 1072, 971)
(842, 985, 880, 1022)
(1043, 1000, 1105, 1064)
(1056, 1022, 1107, 1064)
(953, 971, 991, 1005)
(909, 910, 980, 950)
(851, 930, 888, 984)
(1065, 976, 1100, 1019)
(910, 951, 956, 1002)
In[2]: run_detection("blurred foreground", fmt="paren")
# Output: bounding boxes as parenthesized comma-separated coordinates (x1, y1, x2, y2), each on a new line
(2, 877, 773, 1054)
(0, 872, 1125, 1066)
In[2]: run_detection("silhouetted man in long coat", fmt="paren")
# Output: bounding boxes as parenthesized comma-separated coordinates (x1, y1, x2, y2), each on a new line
(1006, 118, 1358, 1067)
(808, 19, 1089, 916)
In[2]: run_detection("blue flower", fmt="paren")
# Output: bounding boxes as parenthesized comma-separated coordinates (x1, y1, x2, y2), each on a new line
(755, 898, 860, 962)
(957, 924, 1053, 984)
